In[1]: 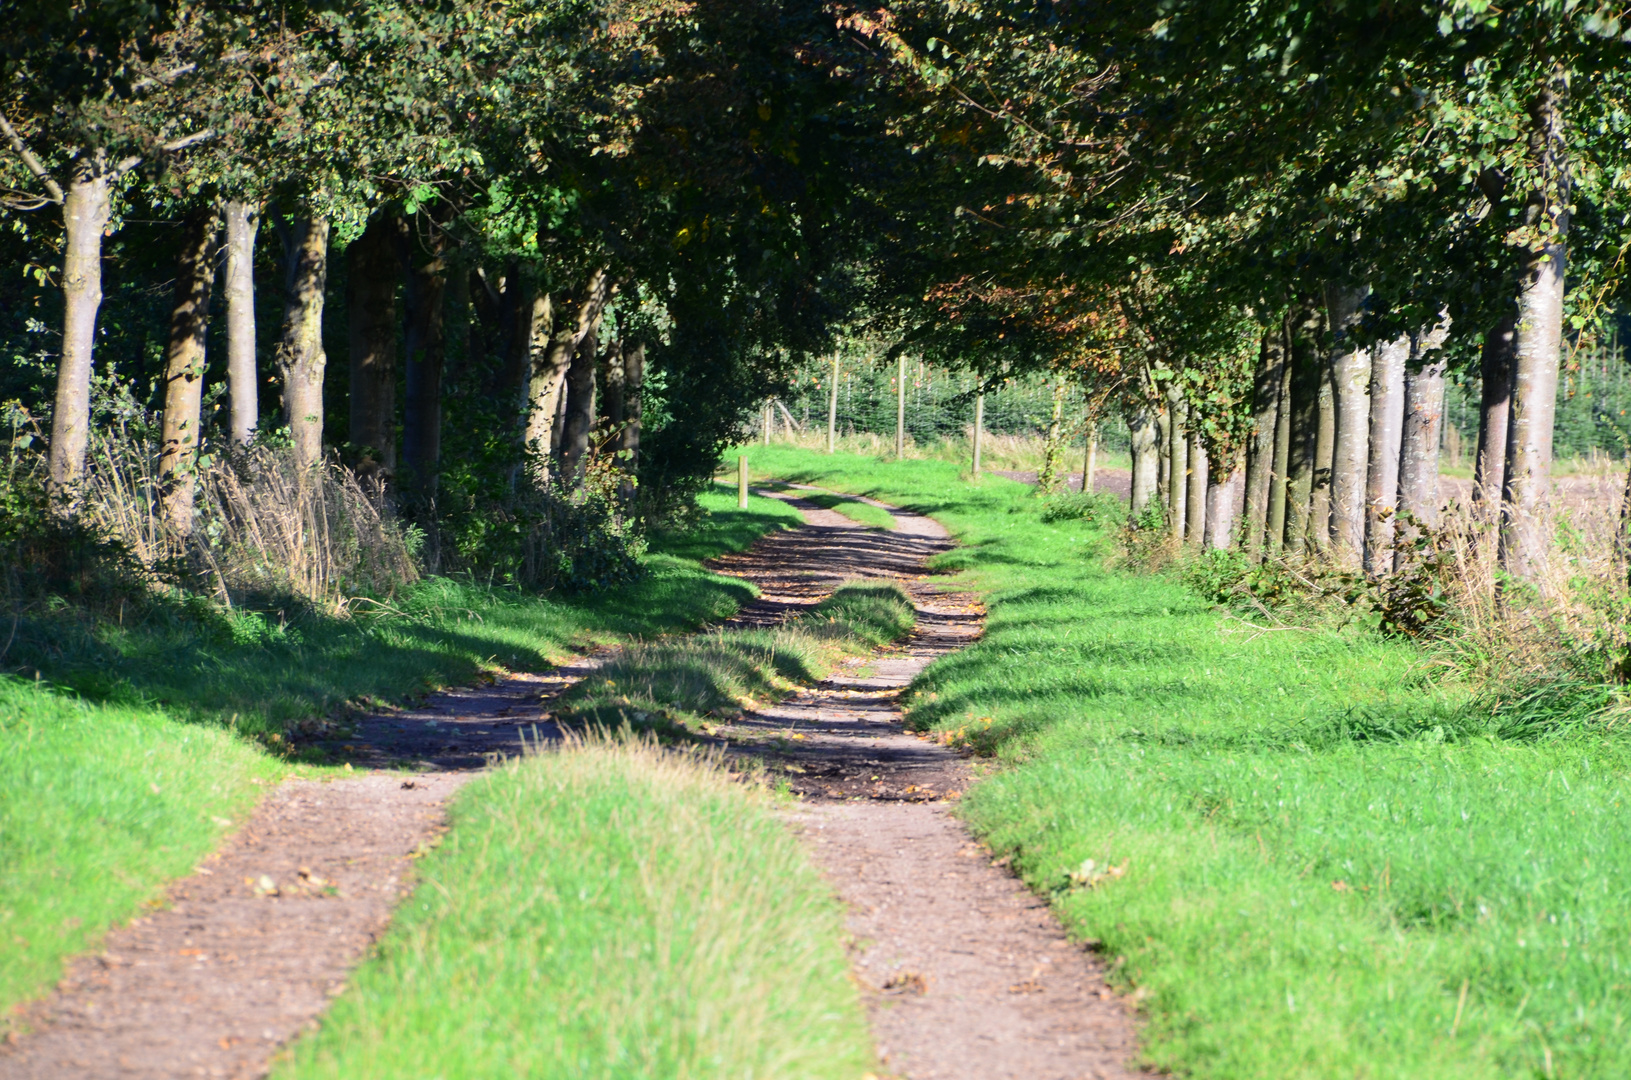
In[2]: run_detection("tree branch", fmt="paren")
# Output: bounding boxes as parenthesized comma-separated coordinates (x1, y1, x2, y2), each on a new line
(0, 108, 64, 204)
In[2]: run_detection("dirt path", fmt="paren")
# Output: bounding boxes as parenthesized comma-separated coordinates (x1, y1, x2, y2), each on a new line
(715, 487, 1143, 1079)
(3, 485, 1140, 1080)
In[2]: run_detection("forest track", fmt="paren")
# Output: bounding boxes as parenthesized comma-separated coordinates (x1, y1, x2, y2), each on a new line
(1, 484, 1141, 1080)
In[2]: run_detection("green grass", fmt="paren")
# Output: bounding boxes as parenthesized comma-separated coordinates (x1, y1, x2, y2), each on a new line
(555, 581, 915, 736)
(273, 736, 875, 1080)
(748, 444, 1631, 1080)
(0, 488, 799, 1027)
(792, 489, 898, 530)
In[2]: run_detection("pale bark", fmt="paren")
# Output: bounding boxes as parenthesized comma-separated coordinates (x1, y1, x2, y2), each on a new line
(159, 207, 219, 535)
(276, 217, 331, 469)
(1309, 366, 1336, 552)
(560, 320, 600, 481)
(1475, 311, 1517, 512)
(826, 355, 840, 453)
(1266, 341, 1293, 556)
(347, 215, 399, 481)
(49, 164, 114, 493)
(1168, 393, 1188, 542)
(403, 234, 447, 505)
(1325, 285, 1371, 565)
(1243, 322, 1285, 555)
(1082, 422, 1098, 495)
(1204, 456, 1244, 550)
(1398, 353, 1447, 546)
(1284, 299, 1325, 553)
(1039, 379, 1066, 492)
(972, 392, 984, 473)
(895, 354, 907, 457)
(1362, 334, 1409, 573)
(1185, 428, 1208, 545)
(223, 200, 260, 446)
(526, 267, 609, 478)
(1155, 398, 1170, 508)
(1128, 406, 1159, 513)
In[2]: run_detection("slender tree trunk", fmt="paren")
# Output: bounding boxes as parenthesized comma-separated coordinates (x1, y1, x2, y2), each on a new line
(1186, 429, 1208, 545)
(1204, 455, 1243, 550)
(223, 200, 259, 447)
(827, 355, 839, 453)
(1475, 311, 1518, 514)
(1244, 322, 1285, 555)
(403, 232, 447, 508)
(525, 267, 609, 480)
(347, 214, 400, 482)
(1155, 399, 1170, 507)
(972, 391, 984, 474)
(1039, 378, 1066, 492)
(1309, 365, 1337, 552)
(1500, 73, 1570, 581)
(1363, 334, 1410, 573)
(1284, 299, 1325, 553)
(618, 341, 644, 504)
(49, 164, 114, 494)
(1326, 285, 1371, 565)
(159, 207, 219, 535)
(1267, 344, 1293, 556)
(895, 354, 907, 457)
(1398, 353, 1448, 554)
(560, 320, 600, 482)
(276, 216, 331, 469)
(495, 259, 531, 407)
(1168, 393, 1188, 542)
(1082, 421, 1098, 495)
(1129, 405, 1159, 513)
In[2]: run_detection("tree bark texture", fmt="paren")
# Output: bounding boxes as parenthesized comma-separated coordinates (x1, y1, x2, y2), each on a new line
(223, 200, 260, 447)
(1167, 393, 1188, 542)
(618, 341, 644, 504)
(972, 392, 984, 474)
(1082, 422, 1098, 495)
(1309, 365, 1337, 552)
(1038, 378, 1066, 492)
(347, 215, 400, 482)
(1266, 350, 1293, 556)
(1398, 353, 1448, 542)
(1500, 74, 1570, 581)
(1362, 334, 1409, 574)
(1128, 406, 1159, 514)
(527, 268, 609, 479)
(1325, 285, 1371, 565)
(276, 217, 331, 469)
(1475, 311, 1517, 514)
(1284, 299, 1325, 553)
(159, 207, 219, 535)
(1185, 428, 1208, 546)
(1243, 322, 1285, 555)
(560, 321, 600, 482)
(403, 232, 447, 507)
(1155, 398, 1170, 509)
(49, 165, 114, 493)
(827, 355, 839, 453)
(1204, 457, 1244, 550)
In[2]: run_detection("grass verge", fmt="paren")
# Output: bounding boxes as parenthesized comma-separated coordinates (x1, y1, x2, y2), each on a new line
(747, 444, 1631, 1080)
(792, 489, 897, 530)
(0, 488, 799, 1024)
(555, 581, 915, 736)
(273, 735, 875, 1080)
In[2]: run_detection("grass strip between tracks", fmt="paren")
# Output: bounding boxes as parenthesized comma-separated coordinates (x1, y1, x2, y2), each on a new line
(747, 444, 1631, 1080)
(0, 488, 800, 1026)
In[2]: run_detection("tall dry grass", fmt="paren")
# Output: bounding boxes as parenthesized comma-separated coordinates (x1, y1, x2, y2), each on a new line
(755, 425, 1131, 473)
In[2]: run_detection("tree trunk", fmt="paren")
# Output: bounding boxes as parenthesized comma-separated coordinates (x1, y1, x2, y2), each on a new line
(1039, 378, 1066, 492)
(49, 165, 114, 494)
(1185, 428, 1208, 545)
(276, 216, 331, 469)
(1266, 344, 1293, 557)
(1309, 364, 1337, 552)
(1362, 334, 1409, 573)
(827, 355, 840, 453)
(1082, 421, 1098, 494)
(526, 267, 609, 480)
(560, 320, 600, 482)
(1398, 352, 1448, 551)
(1128, 406, 1159, 513)
(1155, 399, 1170, 508)
(1204, 455, 1243, 550)
(223, 200, 259, 447)
(347, 214, 400, 482)
(618, 341, 644, 504)
(1500, 75, 1569, 582)
(403, 232, 447, 508)
(895, 354, 907, 457)
(1168, 393, 1188, 542)
(1243, 321, 1285, 555)
(1475, 311, 1517, 514)
(972, 391, 984, 474)
(1284, 299, 1325, 554)
(159, 207, 219, 535)
(1325, 285, 1371, 566)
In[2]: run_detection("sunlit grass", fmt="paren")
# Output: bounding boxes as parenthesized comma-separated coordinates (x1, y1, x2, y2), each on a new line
(750, 444, 1631, 1080)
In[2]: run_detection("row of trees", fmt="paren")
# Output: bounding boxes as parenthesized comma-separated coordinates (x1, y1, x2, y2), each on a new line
(4, 1, 1627, 586)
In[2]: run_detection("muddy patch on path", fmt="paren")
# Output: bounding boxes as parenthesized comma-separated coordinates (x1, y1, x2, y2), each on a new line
(713, 487, 1144, 1080)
